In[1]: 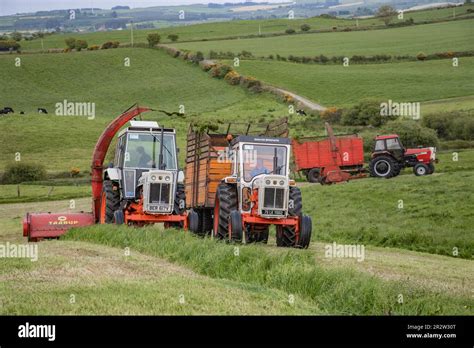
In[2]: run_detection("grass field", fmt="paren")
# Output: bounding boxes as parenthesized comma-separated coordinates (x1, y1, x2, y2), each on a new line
(173, 19, 474, 58)
(0, 184, 90, 204)
(0, 47, 287, 172)
(228, 57, 474, 107)
(17, 6, 474, 51)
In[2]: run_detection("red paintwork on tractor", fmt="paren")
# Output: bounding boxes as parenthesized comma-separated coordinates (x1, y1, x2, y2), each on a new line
(404, 148, 433, 163)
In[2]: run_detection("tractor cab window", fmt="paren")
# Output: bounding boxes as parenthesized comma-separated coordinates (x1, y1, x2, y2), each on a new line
(242, 144, 287, 181)
(374, 140, 385, 151)
(386, 138, 402, 150)
(124, 132, 177, 170)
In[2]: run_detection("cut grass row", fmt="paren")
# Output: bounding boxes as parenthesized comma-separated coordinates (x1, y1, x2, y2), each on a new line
(63, 225, 473, 315)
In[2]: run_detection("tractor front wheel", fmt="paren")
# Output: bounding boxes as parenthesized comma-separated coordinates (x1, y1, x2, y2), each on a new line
(100, 180, 120, 224)
(229, 211, 243, 243)
(296, 215, 312, 249)
(414, 163, 429, 176)
(213, 183, 238, 240)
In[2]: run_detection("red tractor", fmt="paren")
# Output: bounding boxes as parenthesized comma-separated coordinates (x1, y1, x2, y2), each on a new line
(369, 134, 437, 178)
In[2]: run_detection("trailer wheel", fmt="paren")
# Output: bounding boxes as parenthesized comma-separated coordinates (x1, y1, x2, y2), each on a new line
(229, 211, 243, 242)
(202, 209, 214, 234)
(296, 215, 312, 249)
(369, 156, 397, 178)
(307, 168, 320, 183)
(214, 183, 238, 240)
(100, 180, 120, 224)
(188, 210, 200, 233)
(414, 163, 429, 176)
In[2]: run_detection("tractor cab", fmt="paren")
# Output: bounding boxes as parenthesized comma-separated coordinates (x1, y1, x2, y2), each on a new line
(373, 135, 405, 161)
(228, 135, 291, 217)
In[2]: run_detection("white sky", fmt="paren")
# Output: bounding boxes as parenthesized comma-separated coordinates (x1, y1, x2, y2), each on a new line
(0, 0, 291, 16)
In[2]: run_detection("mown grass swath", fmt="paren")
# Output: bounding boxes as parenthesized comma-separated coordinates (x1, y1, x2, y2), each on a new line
(64, 226, 472, 315)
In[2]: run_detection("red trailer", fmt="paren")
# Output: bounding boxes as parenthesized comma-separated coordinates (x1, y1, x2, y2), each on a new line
(292, 123, 365, 184)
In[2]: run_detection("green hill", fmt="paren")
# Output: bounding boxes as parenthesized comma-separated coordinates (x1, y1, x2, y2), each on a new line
(0, 48, 286, 172)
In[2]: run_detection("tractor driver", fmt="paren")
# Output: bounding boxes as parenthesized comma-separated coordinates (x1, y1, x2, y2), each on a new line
(136, 146, 153, 168)
(250, 158, 270, 178)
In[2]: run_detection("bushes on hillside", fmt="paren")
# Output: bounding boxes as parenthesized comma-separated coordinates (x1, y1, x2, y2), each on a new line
(0, 40, 20, 51)
(342, 99, 398, 127)
(101, 41, 120, 49)
(240, 76, 263, 93)
(423, 111, 474, 141)
(75, 39, 88, 51)
(416, 52, 427, 61)
(320, 107, 343, 123)
(65, 37, 76, 49)
(300, 24, 311, 32)
(285, 28, 296, 34)
(87, 45, 100, 50)
(147, 33, 161, 47)
(224, 70, 241, 85)
(1, 163, 47, 184)
(210, 64, 233, 79)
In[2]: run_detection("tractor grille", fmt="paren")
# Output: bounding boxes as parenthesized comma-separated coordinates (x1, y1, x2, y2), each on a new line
(263, 187, 285, 209)
(150, 183, 171, 205)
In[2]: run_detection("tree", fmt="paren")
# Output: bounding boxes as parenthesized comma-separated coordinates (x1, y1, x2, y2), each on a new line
(147, 33, 161, 47)
(11, 32, 22, 42)
(300, 24, 311, 32)
(167, 34, 179, 42)
(376, 5, 398, 26)
(75, 39, 88, 51)
(65, 37, 76, 49)
(285, 28, 296, 34)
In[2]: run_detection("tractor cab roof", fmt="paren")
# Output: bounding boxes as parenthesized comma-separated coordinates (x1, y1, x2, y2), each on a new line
(375, 134, 399, 140)
(230, 135, 291, 146)
(118, 120, 176, 137)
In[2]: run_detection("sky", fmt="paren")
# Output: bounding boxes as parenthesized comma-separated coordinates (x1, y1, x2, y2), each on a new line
(0, 0, 289, 16)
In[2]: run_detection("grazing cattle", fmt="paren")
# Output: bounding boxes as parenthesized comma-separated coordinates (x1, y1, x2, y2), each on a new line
(20, 111, 25, 114)
(38, 108, 48, 114)
(3, 107, 14, 113)
(296, 109, 307, 116)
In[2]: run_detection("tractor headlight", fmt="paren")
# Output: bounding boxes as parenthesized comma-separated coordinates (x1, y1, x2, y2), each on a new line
(265, 180, 271, 185)
(165, 176, 170, 181)
(151, 175, 157, 181)
(279, 180, 284, 186)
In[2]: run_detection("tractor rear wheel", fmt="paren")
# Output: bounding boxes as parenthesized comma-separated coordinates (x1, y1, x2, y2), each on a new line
(369, 156, 397, 178)
(276, 186, 302, 247)
(214, 183, 238, 240)
(414, 163, 429, 176)
(307, 168, 320, 183)
(100, 180, 120, 224)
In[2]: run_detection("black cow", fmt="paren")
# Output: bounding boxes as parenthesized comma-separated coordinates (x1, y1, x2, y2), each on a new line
(3, 107, 14, 113)
(296, 109, 307, 116)
(20, 111, 25, 114)
(38, 108, 48, 114)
